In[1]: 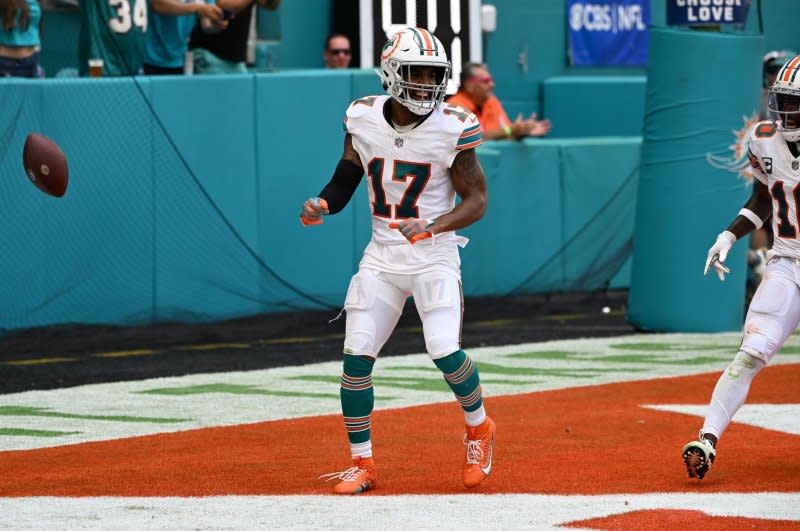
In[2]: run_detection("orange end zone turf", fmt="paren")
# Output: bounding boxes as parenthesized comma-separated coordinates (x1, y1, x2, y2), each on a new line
(563, 509, 800, 530)
(0, 364, 798, 497)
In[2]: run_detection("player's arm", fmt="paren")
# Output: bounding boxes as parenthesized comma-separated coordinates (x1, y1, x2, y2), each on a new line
(300, 133, 364, 225)
(705, 180, 772, 281)
(726, 180, 772, 239)
(433, 148, 487, 233)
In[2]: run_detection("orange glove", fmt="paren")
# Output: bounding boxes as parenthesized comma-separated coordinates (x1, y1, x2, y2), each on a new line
(388, 218, 434, 244)
(300, 197, 329, 226)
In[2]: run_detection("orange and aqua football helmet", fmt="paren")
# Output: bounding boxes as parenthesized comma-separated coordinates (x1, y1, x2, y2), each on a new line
(768, 55, 800, 142)
(378, 27, 450, 116)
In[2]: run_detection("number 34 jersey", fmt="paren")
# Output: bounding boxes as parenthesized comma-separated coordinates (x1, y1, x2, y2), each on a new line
(748, 121, 800, 258)
(79, 0, 148, 76)
(344, 95, 481, 247)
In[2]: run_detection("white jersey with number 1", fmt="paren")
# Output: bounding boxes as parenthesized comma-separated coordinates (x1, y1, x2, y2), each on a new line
(748, 120, 800, 260)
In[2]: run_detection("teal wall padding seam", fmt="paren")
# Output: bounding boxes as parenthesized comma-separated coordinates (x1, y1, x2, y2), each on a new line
(628, 27, 763, 332)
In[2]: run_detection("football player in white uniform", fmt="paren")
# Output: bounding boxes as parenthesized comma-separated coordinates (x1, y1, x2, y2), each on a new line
(302, 27, 494, 494)
(682, 54, 800, 480)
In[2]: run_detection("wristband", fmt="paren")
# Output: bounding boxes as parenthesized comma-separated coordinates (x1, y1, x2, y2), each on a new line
(503, 125, 512, 138)
(738, 208, 764, 230)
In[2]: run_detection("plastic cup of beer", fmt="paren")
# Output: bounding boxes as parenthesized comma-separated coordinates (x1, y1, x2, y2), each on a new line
(88, 58, 104, 77)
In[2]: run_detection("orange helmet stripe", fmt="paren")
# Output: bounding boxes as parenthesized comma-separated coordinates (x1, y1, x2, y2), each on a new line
(780, 55, 800, 83)
(420, 28, 434, 56)
(413, 27, 437, 56)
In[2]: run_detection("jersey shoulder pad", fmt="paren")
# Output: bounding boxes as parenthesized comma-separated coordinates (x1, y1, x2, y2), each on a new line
(344, 95, 385, 134)
(746, 122, 772, 175)
(439, 103, 480, 130)
(346, 95, 385, 119)
(437, 104, 482, 151)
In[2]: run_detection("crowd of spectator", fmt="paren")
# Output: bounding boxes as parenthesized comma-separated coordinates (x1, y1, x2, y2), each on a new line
(3, 0, 283, 77)
(2, 4, 547, 142)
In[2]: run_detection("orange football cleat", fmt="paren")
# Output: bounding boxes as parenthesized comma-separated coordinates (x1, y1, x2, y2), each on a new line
(462, 417, 495, 488)
(319, 456, 377, 495)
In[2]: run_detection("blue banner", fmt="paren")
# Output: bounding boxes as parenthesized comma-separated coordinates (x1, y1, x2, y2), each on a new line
(568, 0, 650, 66)
(666, 0, 751, 26)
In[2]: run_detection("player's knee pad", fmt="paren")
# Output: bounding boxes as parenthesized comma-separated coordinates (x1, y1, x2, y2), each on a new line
(741, 274, 795, 362)
(344, 270, 404, 357)
(723, 351, 764, 381)
(344, 269, 378, 312)
(425, 329, 461, 360)
(343, 269, 380, 356)
(413, 272, 462, 359)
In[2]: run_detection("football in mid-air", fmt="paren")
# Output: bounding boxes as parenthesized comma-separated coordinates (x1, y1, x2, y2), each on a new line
(22, 132, 69, 198)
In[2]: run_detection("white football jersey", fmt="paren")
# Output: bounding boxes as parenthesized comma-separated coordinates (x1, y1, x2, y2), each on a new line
(344, 95, 481, 246)
(748, 121, 800, 259)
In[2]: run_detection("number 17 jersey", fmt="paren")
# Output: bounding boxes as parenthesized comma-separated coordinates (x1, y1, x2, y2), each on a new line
(344, 95, 481, 247)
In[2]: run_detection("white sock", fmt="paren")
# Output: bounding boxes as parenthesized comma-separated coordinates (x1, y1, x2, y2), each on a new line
(350, 440, 372, 459)
(702, 351, 765, 441)
(464, 405, 487, 427)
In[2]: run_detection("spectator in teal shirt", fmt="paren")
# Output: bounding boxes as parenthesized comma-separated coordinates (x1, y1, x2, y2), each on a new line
(144, 0, 227, 75)
(0, 0, 42, 77)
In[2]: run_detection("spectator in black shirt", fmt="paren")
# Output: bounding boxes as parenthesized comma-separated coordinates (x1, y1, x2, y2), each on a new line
(188, 0, 279, 74)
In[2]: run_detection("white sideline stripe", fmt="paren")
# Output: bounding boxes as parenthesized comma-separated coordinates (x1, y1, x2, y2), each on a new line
(2, 332, 800, 451)
(1, 493, 798, 530)
(643, 404, 800, 435)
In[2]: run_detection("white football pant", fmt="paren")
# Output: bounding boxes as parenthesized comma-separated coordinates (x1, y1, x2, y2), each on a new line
(343, 268, 462, 360)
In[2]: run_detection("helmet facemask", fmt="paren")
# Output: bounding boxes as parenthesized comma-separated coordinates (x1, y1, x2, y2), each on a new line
(769, 90, 800, 142)
(378, 28, 451, 116)
(769, 55, 800, 142)
(388, 61, 450, 116)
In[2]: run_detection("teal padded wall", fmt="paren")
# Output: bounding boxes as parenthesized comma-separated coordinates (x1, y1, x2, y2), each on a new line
(147, 75, 264, 320)
(0, 79, 154, 326)
(0, 72, 637, 331)
(541, 76, 646, 137)
(559, 137, 639, 288)
(350, 69, 384, 100)
(460, 141, 563, 294)
(254, 70, 358, 306)
(470, 137, 639, 295)
(628, 27, 762, 332)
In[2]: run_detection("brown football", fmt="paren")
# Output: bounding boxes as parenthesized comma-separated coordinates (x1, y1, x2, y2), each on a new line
(22, 132, 69, 198)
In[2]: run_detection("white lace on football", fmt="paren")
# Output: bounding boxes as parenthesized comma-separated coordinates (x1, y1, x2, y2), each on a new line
(318, 466, 361, 482)
(463, 436, 484, 465)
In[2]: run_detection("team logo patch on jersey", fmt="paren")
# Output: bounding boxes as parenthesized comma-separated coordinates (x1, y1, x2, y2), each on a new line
(395, 137, 404, 148)
(793, 160, 799, 171)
